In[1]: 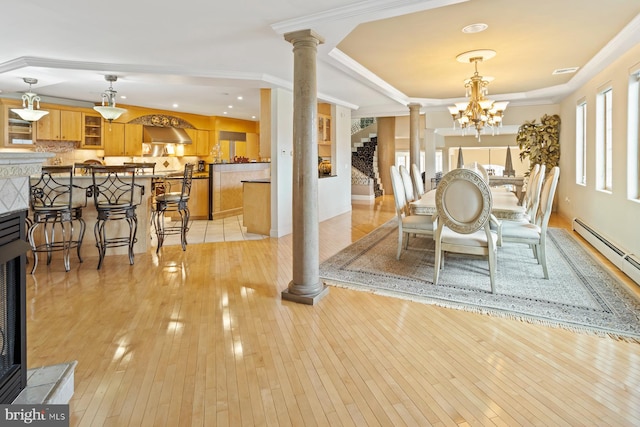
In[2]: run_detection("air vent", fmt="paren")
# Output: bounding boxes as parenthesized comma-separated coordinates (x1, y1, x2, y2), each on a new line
(552, 67, 579, 75)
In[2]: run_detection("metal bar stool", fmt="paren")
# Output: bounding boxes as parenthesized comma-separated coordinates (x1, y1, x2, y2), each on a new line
(27, 165, 86, 273)
(123, 162, 156, 175)
(88, 165, 144, 269)
(153, 163, 194, 252)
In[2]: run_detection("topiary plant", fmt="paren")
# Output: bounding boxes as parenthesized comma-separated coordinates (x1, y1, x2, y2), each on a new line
(516, 113, 561, 176)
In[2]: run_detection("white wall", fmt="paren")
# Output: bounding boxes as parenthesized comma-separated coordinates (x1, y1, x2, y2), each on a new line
(269, 90, 352, 237)
(270, 88, 294, 238)
(557, 42, 640, 256)
(318, 104, 352, 221)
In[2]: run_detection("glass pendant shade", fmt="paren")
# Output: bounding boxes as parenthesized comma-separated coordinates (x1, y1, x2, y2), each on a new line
(11, 78, 50, 122)
(95, 75, 126, 122)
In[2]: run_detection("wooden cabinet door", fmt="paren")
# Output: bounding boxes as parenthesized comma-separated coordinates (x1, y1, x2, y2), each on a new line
(124, 124, 143, 156)
(103, 122, 125, 156)
(60, 110, 82, 141)
(36, 109, 60, 140)
(81, 113, 103, 149)
(196, 129, 210, 156)
(183, 128, 197, 156)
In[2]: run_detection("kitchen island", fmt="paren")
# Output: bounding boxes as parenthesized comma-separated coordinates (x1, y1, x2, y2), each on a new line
(208, 162, 270, 219)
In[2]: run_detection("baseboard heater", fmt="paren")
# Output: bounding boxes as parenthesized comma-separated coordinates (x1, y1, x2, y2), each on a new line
(572, 217, 640, 286)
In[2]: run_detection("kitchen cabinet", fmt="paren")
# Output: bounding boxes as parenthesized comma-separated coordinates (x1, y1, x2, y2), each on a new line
(103, 122, 125, 156)
(81, 113, 103, 149)
(124, 124, 143, 156)
(189, 177, 209, 220)
(3, 104, 35, 146)
(318, 113, 331, 158)
(36, 109, 82, 141)
(183, 129, 210, 157)
(103, 123, 142, 156)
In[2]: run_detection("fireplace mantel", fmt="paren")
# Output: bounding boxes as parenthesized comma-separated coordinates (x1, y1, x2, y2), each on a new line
(0, 152, 54, 215)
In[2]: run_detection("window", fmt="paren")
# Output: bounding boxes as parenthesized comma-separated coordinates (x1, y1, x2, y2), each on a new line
(576, 101, 587, 186)
(596, 87, 613, 191)
(629, 70, 640, 200)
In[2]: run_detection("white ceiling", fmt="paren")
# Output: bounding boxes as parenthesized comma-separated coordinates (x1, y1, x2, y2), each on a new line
(1, 0, 639, 122)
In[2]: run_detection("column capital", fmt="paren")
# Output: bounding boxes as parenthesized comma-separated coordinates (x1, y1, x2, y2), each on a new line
(284, 29, 325, 45)
(408, 102, 422, 111)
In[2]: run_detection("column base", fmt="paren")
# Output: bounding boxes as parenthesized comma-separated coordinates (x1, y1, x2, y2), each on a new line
(281, 282, 329, 305)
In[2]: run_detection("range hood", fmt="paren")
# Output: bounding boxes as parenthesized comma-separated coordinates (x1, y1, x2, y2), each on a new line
(143, 126, 192, 144)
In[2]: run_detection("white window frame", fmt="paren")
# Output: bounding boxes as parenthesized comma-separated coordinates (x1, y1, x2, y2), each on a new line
(576, 99, 587, 186)
(596, 86, 613, 192)
(628, 67, 640, 201)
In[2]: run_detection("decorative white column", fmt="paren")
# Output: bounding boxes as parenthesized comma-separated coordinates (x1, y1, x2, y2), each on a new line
(408, 103, 421, 171)
(281, 29, 329, 305)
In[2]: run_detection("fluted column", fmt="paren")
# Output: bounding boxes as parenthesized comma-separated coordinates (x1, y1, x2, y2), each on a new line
(408, 103, 421, 171)
(281, 29, 329, 305)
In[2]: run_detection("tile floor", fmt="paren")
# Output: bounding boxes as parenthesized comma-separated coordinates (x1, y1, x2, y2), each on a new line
(149, 214, 268, 247)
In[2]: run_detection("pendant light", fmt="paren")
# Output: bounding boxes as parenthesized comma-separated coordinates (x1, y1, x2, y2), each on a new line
(94, 75, 126, 122)
(11, 78, 50, 122)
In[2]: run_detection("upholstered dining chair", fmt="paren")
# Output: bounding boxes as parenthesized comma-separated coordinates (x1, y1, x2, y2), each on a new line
(463, 162, 489, 182)
(522, 164, 545, 223)
(498, 166, 560, 279)
(433, 168, 498, 293)
(390, 165, 436, 260)
(410, 163, 425, 198)
(399, 165, 417, 205)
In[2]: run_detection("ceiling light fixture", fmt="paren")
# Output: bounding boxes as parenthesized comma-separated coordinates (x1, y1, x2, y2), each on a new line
(11, 78, 50, 122)
(447, 49, 508, 141)
(94, 75, 126, 122)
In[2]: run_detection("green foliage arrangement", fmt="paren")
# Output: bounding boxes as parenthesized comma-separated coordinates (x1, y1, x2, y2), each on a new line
(516, 114, 561, 176)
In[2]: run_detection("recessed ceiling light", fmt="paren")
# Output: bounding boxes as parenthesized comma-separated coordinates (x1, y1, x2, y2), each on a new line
(120, 95, 126, 99)
(173, 103, 179, 108)
(552, 67, 579, 75)
(223, 111, 228, 115)
(228, 105, 233, 109)
(237, 96, 243, 100)
(462, 23, 488, 34)
(251, 115, 256, 119)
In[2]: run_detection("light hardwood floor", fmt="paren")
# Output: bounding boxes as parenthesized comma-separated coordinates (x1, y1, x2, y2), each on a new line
(27, 195, 640, 426)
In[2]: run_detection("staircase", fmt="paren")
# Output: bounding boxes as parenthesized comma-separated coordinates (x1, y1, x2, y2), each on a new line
(351, 122, 383, 201)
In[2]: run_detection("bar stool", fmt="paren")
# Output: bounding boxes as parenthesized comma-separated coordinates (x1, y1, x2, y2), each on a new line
(153, 163, 194, 252)
(27, 165, 86, 273)
(89, 165, 144, 269)
(123, 162, 156, 175)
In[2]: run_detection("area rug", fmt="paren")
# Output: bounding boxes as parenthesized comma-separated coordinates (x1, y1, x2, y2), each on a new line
(320, 220, 640, 342)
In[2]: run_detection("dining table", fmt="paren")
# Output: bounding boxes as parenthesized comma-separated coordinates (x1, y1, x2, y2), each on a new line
(409, 188, 527, 220)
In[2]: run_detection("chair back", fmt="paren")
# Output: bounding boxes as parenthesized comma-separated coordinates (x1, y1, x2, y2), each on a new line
(435, 168, 492, 234)
(398, 165, 416, 203)
(124, 162, 156, 175)
(535, 166, 560, 230)
(463, 162, 489, 182)
(90, 165, 140, 208)
(410, 163, 425, 197)
(523, 163, 541, 207)
(30, 165, 74, 209)
(390, 165, 408, 217)
(525, 164, 546, 221)
(178, 163, 195, 200)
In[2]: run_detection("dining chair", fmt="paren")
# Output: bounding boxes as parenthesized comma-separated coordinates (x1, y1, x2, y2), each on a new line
(390, 165, 436, 260)
(498, 166, 560, 279)
(27, 165, 86, 273)
(152, 163, 194, 252)
(463, 162, 489, 182)
(521, 163, 541, 211)
(523, 164, 545, 223)
(399, 164, 417, 209)
(433, 168, 498, 293)
(410, 163, 425, 198)
(89, 165, 144, 269)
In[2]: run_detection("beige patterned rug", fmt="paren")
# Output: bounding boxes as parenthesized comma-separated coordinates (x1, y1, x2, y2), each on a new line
(320, 220, 640, 342)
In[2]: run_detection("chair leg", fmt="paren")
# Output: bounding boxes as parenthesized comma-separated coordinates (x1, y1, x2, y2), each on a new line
(488, 248, 497, 293)
(179, 206, 190, 251)
(433, 248, 442, 285)
(94, 220, 107, 270)
(76, 217, 86, 263)
(27, 222, 40, 275)
(539, 238, 549, 279)
(396, 229, 403, 260)
(127, 215, 137, 265)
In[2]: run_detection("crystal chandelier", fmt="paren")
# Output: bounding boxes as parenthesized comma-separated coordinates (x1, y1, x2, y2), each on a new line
(447, 50, 508, 141)
(94, 75, 126, 122)
(11, 78, 50, 122)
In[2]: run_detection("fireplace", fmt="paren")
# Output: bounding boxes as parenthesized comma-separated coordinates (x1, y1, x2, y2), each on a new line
(0, 210, 29, 403)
